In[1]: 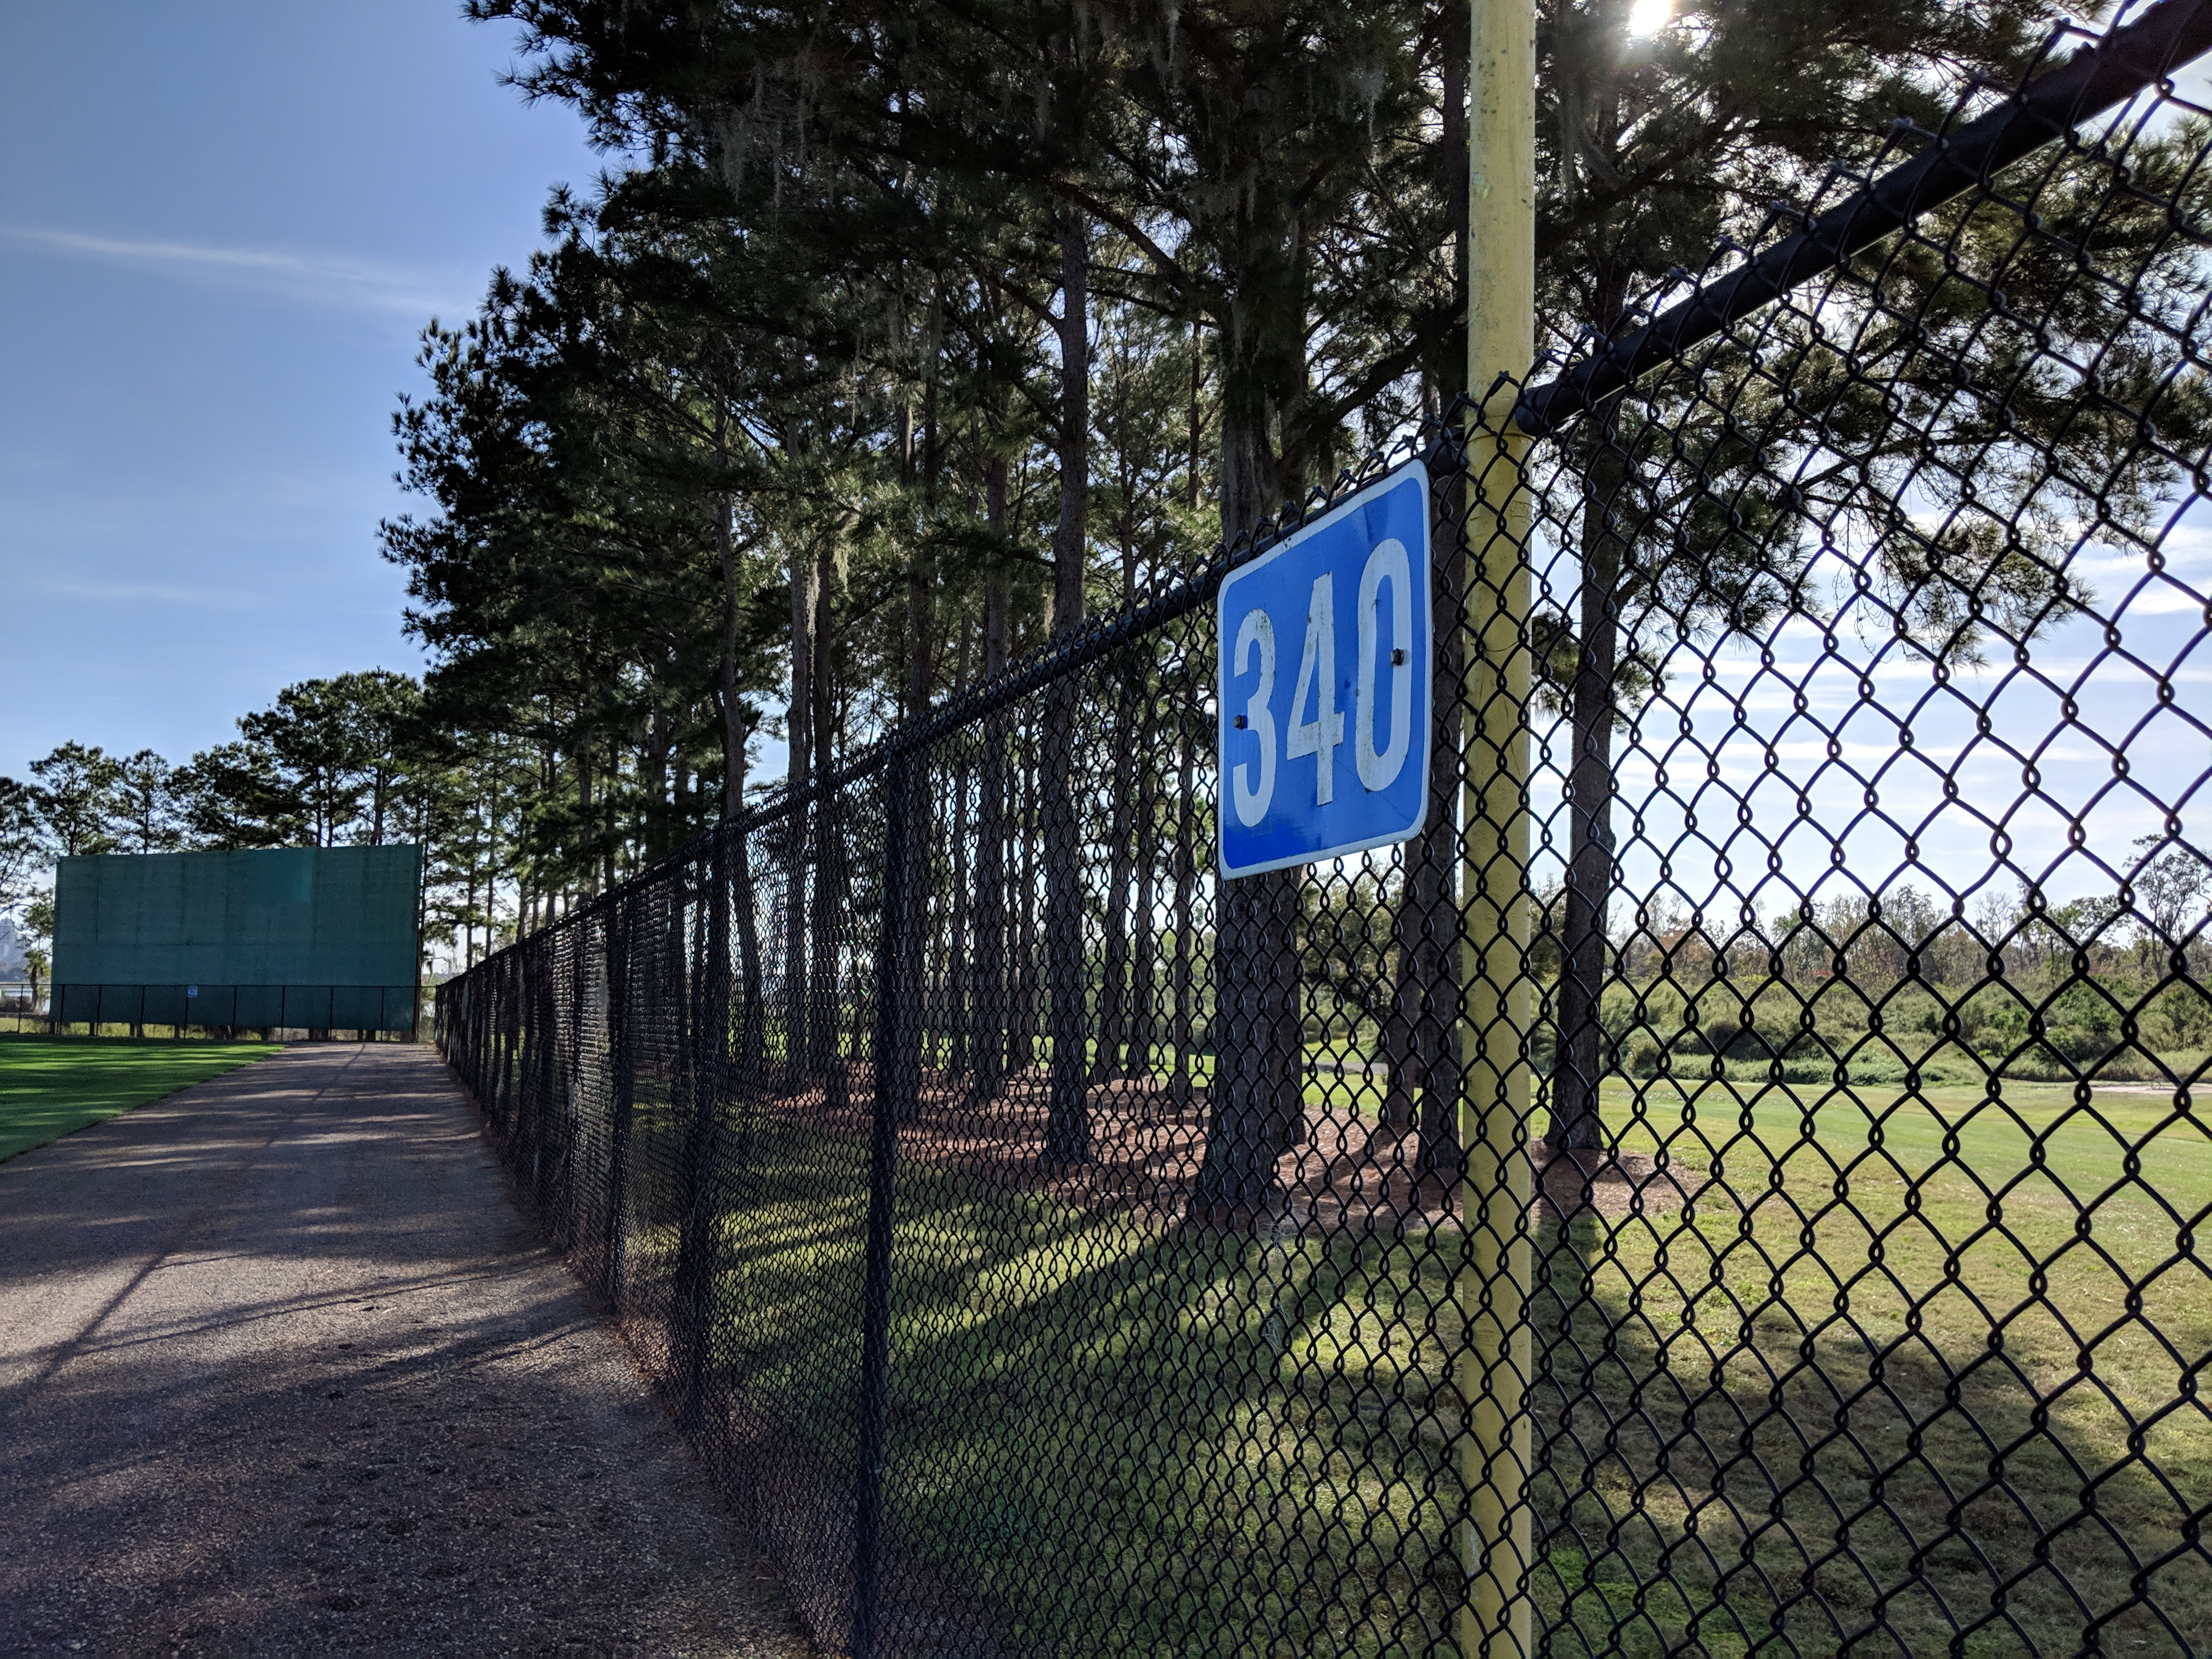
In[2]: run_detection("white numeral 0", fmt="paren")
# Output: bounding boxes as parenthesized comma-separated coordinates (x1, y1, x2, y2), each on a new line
(1231, 608, 1277, 826)
(1355, 537, 1414, 792)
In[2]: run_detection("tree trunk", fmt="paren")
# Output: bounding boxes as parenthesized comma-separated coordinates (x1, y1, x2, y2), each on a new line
(783, 539, 816, 1091)
(1126, 687, 1160, 1087)
(718, 497, 747, 825)
(713, 495, 766, 1091)
(906, 511, 932, 725)
(1375, 0, 1472, 1176)
(600, 737, 618, 893)
(1383, 475, 1467, 1178)
(465, 843, 480, 972)
(943, 737, 969, 1079)
(644, 710, 670, 863)
(969, 463, 1013, 1105)
(1094, 516, 1140, 1081)
(1187, 326, 1204, 511)
(577, 742, 596, 896)
(946, 619, 974, 1080)
(1096, 685, 1132, 1081)
(1169, 731, 1197, 1113)
(1041, 207, 1092, 1166)
(889, 738, 928, 1125)
(1102, 506, 1150, 1084)
(1039, 685, 1089, 1163)
(602, 892, 634, 1300)
(809, 538, 842, 1094)
(674, 853, 724, 1429)
(1011, 738, 1039, 1075)
(1051, 207, 1090, 631)
(1192, 403, 1307, 1217)
(726, 705, 766, 1089)
(1547, 409, 1630, 1152)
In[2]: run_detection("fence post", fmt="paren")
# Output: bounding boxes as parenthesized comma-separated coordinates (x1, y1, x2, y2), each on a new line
(676, 842, 731, 1431)
(605, 895, 634, 1304)
(853, 755, 913, 1658)
(1460, 1, 1536, 1655)
(536, 940, 558, 1209)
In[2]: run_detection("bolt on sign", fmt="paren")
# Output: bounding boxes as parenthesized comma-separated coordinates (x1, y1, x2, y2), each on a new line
(1216, 457, 1432, 878)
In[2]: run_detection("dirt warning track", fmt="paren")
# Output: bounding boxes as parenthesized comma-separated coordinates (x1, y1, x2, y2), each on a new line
(0, 1042, 811, 1658)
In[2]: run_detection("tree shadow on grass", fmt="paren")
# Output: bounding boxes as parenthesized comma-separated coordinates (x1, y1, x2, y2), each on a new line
(635, 1091, 1468, 1659)
(1528, 1199, 2212, 1659)
(503, 1043, 2212, 1659)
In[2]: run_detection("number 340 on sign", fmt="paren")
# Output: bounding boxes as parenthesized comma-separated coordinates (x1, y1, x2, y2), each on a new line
(1216, 459, 1432, 879)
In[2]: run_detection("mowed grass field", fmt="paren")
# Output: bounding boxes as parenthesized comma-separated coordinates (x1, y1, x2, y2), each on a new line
(1530, 1075, 2212, 1657)
(0, 1036, 282, 1160)
(598, 1063, 2210, 1657)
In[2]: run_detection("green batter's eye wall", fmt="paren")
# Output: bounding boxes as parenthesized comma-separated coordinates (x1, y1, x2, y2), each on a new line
(49, 845, 423, 1034)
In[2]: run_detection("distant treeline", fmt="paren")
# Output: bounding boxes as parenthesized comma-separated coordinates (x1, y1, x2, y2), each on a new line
(0, 670, 618, 978)
(1293, 865, 2211, 1092)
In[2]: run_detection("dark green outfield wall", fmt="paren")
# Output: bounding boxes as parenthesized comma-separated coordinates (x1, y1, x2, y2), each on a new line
(52, 846, 421, 1004)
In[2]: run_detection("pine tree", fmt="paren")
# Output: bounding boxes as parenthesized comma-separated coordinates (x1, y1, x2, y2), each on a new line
(111, 751, 185, 853)
(443, 0, 2187, 1201)
(27, 743, 123, 858)
(173, 742, 296, 849)
(0, 777, 42, 918)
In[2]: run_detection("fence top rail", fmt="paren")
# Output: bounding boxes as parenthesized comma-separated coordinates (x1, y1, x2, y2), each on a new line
(1512, 0, 2212, 436)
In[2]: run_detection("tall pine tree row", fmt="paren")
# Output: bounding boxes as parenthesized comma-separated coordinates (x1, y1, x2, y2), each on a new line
(382, 0, 2149, 1201)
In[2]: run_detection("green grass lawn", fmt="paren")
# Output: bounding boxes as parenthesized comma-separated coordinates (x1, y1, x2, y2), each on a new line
(1525, 1075, 2212, 1658)
(0, 1036, 283, 1160)
(591, 1058, 2210, 1656)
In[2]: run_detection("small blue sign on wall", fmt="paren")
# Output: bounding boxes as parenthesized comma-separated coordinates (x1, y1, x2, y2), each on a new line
(1218, 458, 1432, 878)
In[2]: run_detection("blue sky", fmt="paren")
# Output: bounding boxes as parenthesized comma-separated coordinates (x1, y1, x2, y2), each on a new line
(0, 0, 607, 782)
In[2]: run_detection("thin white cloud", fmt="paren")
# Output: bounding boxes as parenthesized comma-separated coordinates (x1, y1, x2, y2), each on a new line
(35, 575, 280, 610)
(0, 224, 478, 319)
(2116, 583, 2211, 616)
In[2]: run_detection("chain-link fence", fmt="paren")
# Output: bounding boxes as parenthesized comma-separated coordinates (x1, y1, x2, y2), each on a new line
(437, 7, 2212, 1654)
(0, 983, 48, 1036)
(39, 983, 419, 1039)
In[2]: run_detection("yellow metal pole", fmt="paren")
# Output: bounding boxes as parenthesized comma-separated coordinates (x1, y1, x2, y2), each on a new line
(1459, 1, 1535, 1656)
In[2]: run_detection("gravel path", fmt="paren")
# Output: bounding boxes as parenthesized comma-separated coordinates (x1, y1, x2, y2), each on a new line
(0, 1042, 815, 1659)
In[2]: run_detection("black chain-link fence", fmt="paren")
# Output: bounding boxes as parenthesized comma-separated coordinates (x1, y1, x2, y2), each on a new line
(0, 984, 48, 1035)
(41, 983, 419, 1039)
(438, 7, 2212, 1652)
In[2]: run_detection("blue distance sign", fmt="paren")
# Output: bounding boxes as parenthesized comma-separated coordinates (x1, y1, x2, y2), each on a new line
(1217, 458, 1432, 878)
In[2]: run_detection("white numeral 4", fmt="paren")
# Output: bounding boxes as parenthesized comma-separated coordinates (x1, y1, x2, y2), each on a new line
(1285, 573, 1344, 804)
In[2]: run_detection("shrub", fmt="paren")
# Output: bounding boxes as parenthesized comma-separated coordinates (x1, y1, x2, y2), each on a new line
(2147, 984, 2212, 1051)
(1960, 988, 2028, 1049)
(2049, 1023, 2116, 1064)
(1885, 988, 1946, 1037)
(2089, 1047, 2163, 1084)
(1781, 1056, 1842, 1085)
(1846, 1054, 1909, 1086)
